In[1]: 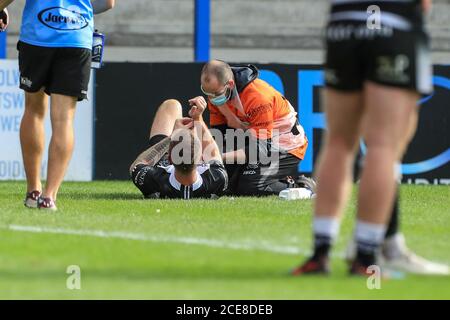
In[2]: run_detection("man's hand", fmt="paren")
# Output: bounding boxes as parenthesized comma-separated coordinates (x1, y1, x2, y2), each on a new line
(91, 0, 115, 14)
(173, 117, 194, 131)
(422, 0, 432, 13)
(0, 0, 15, 12)
(0, 8, 8, 31)
(188, 96, 207, 121)
(226, 114, 249, 130)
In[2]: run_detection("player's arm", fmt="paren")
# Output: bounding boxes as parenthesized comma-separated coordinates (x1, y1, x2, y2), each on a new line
(129, 137, 171, 176)
(189, 96, 223, 163)
(197, 118, 223, 163)
(91, 0, 115, 14)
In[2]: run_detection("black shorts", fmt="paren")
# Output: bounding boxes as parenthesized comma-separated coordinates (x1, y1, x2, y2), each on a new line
(325, 23, 432, 95)
(17, 41, 91, 101)
(228, 153, 301, 197)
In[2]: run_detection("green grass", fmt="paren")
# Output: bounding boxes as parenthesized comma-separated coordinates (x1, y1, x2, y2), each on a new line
(0, 181, 449, 299)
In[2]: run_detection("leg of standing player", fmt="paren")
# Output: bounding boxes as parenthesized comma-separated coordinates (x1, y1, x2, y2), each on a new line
(384, 108, 418, 239)
(20, 89, 48, 197)
(312, 89, 363, 257)
(292, 89, 364, 275)
(41, 94, 77, 203)
(352, 83, 419, 271)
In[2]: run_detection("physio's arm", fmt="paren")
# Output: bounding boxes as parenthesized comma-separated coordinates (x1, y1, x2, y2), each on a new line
(91, 0, 115, 14)
(0, 0, 14, 11)
(222, 149, 246, 165)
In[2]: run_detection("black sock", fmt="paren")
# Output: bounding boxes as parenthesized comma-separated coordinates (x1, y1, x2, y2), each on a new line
(313, 234, 332, 259)
(385, 187, 400, 239)
(356, 241, 380, 267)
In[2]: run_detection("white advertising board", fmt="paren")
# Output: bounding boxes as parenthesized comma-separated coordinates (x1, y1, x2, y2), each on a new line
(0, 59, 94, 181)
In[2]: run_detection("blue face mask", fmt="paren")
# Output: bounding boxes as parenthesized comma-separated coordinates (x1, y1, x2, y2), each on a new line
(210, 92, 230, 106)
(202, 85, 232, 106)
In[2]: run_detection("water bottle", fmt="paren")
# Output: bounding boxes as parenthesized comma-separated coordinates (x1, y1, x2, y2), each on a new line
(92, 30, 105, 69)
(279, 188, 314, 200)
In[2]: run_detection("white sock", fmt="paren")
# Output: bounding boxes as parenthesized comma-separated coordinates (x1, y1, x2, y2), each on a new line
(355, 220, 386, 251)
(313, 216, 340, 240)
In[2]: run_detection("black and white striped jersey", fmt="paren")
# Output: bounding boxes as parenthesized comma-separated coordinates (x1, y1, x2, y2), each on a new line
(131, 161, 228, 199)
(329, 0, 424, 31)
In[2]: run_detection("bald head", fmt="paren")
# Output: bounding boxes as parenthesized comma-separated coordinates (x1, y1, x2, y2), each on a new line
(201, 60, 234, 85)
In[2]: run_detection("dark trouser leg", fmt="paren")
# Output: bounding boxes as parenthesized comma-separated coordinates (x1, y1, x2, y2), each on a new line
(236, 153, 300, 196)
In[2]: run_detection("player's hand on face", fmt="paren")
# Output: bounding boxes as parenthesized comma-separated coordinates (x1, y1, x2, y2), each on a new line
(0, 9, 9, 31)
(173, 117, 194, 131)
(188, 96, 207, 120)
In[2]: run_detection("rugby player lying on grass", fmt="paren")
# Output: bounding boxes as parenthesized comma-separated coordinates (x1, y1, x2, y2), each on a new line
(129, 99, 228, 199)
(192, 60, 316, 197)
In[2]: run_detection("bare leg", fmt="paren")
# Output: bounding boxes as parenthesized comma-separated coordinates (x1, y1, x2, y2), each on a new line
(20, 89, 48, 193)
(43, 94, 77, 201)
(314, 89, 364, 219)
(292, 88, 363, 275)
(129, 100, 183, 173)
(149, 99, 183, 139)
(399, 107, 419, 159)
(358, 83, 419, 225)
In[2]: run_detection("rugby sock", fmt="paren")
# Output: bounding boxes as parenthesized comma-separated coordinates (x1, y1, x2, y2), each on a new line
(355, 221, 386, 267)
(312, 217, 340, 259)
(385, 187, 400, 239)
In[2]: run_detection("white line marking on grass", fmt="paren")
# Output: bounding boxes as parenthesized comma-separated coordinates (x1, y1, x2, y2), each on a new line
(6, 224, 320, 256)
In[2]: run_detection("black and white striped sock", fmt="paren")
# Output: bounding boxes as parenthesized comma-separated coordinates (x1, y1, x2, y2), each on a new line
(355, 220, 386, 267)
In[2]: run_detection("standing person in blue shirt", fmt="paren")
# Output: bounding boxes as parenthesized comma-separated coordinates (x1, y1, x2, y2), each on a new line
(0, 0, 115, 210)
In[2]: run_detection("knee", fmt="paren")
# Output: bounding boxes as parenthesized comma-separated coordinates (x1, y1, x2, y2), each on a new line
(364, 133, 397, 153)
(159, 99, 182, 115)
(327, 134, 359, 154)
(364, 138, 398, 162)
(25, 101, 47, 119)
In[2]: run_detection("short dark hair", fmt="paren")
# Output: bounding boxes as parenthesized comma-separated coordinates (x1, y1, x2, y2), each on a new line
(201, 60, 234, 84)
(168, 130, 201, 175)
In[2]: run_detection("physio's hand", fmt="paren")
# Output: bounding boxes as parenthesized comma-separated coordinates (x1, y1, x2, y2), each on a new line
(217, 105, 249, 130)
(188, 96, 207, 120)
(173, 117, 194, 131)
(227, 115, 249, 130)
(0, 8, 8, 31)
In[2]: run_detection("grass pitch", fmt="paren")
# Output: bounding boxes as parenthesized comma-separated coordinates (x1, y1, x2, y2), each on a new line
(0, 181, 449, 299)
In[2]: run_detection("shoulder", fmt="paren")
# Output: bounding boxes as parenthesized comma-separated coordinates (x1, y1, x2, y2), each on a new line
(243, 79, 274, 96)
(131, 163, 169, 183)
(198, 161, 227, 181)
(241, 80, 273, 108)
(196, 162, 228, 194)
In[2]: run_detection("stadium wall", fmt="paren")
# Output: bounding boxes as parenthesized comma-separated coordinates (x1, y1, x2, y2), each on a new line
(94, 62, 450, 185)
(0, 60, 448, 184)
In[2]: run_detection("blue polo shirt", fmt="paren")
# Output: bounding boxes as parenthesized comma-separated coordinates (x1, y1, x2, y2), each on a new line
(19, 0, 94, 49)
